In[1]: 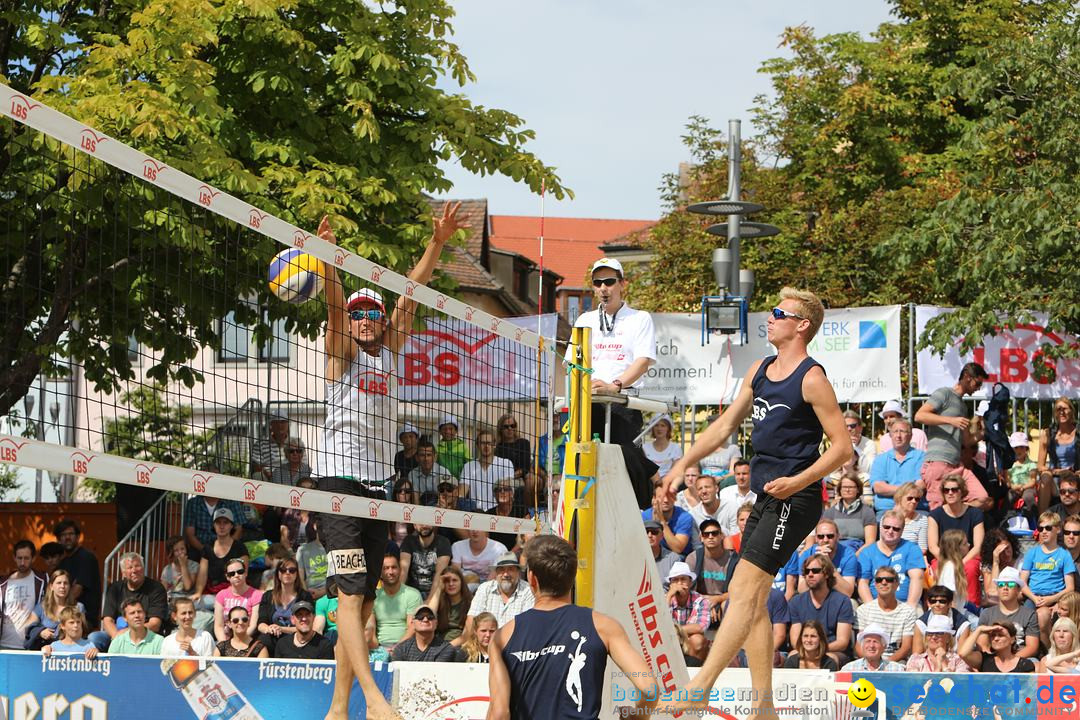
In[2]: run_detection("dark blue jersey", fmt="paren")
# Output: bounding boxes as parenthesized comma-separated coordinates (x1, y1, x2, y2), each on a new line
(749, 356, 826, 495)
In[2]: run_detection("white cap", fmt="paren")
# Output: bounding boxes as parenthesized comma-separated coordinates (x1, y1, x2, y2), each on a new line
(591, 257, 624, 277)
(665, 561, 696, 584)
(925, 614, 953, 634)
(879, 400, 907, 420)
(1005, 516, 1032, 535)
(1009, 431, 1029, 448)
(856, 624, 889, 644)
(975, 400, 990, 417)
(347, 288, 386, 312)
(399, 423, 419, 440)
(438, 414, 459, 430)
(996, 566, 1022, 584)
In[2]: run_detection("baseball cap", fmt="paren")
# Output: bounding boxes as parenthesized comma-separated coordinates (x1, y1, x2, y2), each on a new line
(665, 561, 696, 584)
(493, 552, 521, 569)
(1009, 431, 1030, 448)
(414, 605, 436, 620)
(856, 624, 889, 645)
(925, 614, 953, 634)
(643, 519, 662, 531)
(879, 400, 907, 420)
(292, 600, 315, 614)
(399, 423, 419, 440)
(212, 507, 235, 524)
(347, 288, 386, 312)
(591, 257, 624, 277)
(996, 566, 1022, 584)
(698, 518, 722, 534)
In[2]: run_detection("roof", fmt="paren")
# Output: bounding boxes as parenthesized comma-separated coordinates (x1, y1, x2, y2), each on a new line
(490, 216, 656, 288)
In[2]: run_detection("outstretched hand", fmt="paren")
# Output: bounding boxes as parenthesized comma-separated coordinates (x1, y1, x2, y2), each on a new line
(318, 215, 338, 246)
(432, 201, 464, 245)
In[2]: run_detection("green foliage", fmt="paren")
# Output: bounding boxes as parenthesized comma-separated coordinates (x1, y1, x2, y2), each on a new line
(0, 464, 23, 501)
(0, 0, 569, 417)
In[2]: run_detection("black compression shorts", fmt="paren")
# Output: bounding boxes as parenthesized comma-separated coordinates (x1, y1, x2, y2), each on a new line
(738, 483, 823, 576)
(316, 476, 387, 598)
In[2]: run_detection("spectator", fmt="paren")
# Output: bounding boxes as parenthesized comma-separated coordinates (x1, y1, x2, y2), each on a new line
(855, 566, 917, 663)
(1037, 398, 1078, 512)
(436, 481, 474, 543)
(1064, 514, 1080, 587)
(400, 522, 451, 599)
(161, 535, 199, 604)
(674, 464, 701, 513)
(642, 486, 692, 555)
(1, 540, 46, 649)
(213, 558, 262, 643)
(893, 482, 928, 553)
(461, 611, 496, 662)
(487, 482, 525, 552)
(1042, 617, 1080, 673)
(698, 422, 741, 481)
(269, 436, 311, 486)
(787, 555, 854, 667)
(877, 400, 928, 452)
(295, 516, 327, 600)
(252, 412, 290, 481)
(644, 415, 682, 478)
(840, 624, 904, 671)
(161, 598, 214, 657)
(958, 621, 1036, 673)
(1054, 590, 1080, 628)
(494, 413, 531, 482)
(394, 424, 421, 479)
(1021, 510, 1076, 645)
(256, 557, 313, 648)
(53, 520, 101, 627)
(870, 420, 926, 520)
(686, 475, 722, 552)
(665, 562, 709, 662)
(905, 614, 971, 672)
(537, 408, 568, 477)
(783, 620, 837, 670)
(41, 606, 96, 659)
(858, 510, 926, 607)
(214, 605, 268, 658)
(1007, 431, 1038, 509)
(822, 473, 877, 552)
(273, 600, 334, 660)
(107, 599, 164, 655)
(91, 551, 168, 652)
(370, 554, 422, 652)
(313, 592, 337, 643)
(843, 410, 876, 476)
(785, 519, 858, 598)
(715, 461, 755, 537)
(1047, 472, 1080, 525)
(409, 439, 454, 502)
(25, 569, 82, 651)
(914, 361, 992, 510)
(38, 542, 64, 575)
(461, 430, 516, 510)
(388, 478, 417, 545)
(689, 519, 737, 626)
(726, 503, 754, 554)
(429, 566, 472, 645)
(913, 585, 973, 655)
(436, 415, 471, 480)
(976, 566, 1040, 659)
(645, 520, 679, 585)
(194, 508, 249, 609)
(279, 477, 318, 552)
(451, 531, 508, 591)
(391, 604, 464, 662)
(466, 553, 534, 631)
(979, 527, 1022, 608)
(931, 529, 980, 612)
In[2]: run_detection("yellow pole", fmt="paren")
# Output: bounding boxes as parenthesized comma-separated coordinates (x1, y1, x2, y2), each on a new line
(563, 327, 596, 607)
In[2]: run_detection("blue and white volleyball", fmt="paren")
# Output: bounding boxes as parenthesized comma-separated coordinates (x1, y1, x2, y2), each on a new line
(268, 248, 324, 304)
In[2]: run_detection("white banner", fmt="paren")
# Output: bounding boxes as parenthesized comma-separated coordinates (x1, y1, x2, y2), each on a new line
(638, 306, 902, 404)
(916, 306, 1080, 399)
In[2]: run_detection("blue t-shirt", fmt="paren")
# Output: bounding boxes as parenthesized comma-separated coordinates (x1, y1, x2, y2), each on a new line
(641, 506, 694, 554)
(1022, 545, 1077, 595)
(868, 448, 925, 512)
(858, 540, 926, 602)
(49, 638, 94, 655)
(784, 543, 858, 581)
(787, 589, 855, 644)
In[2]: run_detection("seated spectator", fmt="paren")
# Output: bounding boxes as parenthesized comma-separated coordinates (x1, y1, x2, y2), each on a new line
(161, 597, 215, 657)
(1064, 514, 1080, 588)
(878, 400, 928, 452)
(213, 558, 263, 643)
(725, 502, 754, 554)
(1037, 399, 1078, 512)
(437, 415, 471, 480)
(1054, 589, 1080, 628)
(841, 625, 904, 672)
(825, 448, 866, 506)
(161, 535, 199, 604)
(1022, 510, 1076, 645)
(183, 495, 244, 562)
(642, 486, 692, 556)
(391, 604, 464, 662)
(280, 477, 318, 552)
(822, 473, 876, 551)
(976, 566, 1040, 659)
(394, 423, 421, 479)
(685, 475, 721, 552)
(194, 508, 249, 609)
(979, 527, 1022, 608)
(958, 621, 1036, 673)
(435, 481, 475, 543)
(844, 410, 877, 476)
(461, 611, 497, 662)
(41, 606, 96, 659)
(487, 482, 525, 552)
(674, 464, 700, 514)
(389, 478, 418, 545)
(429, 566, 472, 645)
(905, 614, 971, 672)
(893, 482, 928, 553)
(698, 424, 740, 482)
(715, 461, 755, 538)
(466, 553, 534, 632)
(251, 412, 290, 482)
(296, 517, 327, 600)
(665, 562, 709, 662)
(913, 585, 973, 655)
(1007, 432, 1038, 508)
(25, 570, 82, 651)
(1047, 473, 1080, 526)
(107, 599, 164, 655)
(400, 522, 451, 600)
(273, 600, 334, 659)
(494, 413, 531, 483)
(870, 420, 925, 520)
(787, 555, 854, 667)
(689, 519, 737, 626)
(409, 439, 454, 502)
(370, 554, 422, 652)
(930, 529, 980, 613)
(2, 539, 46, 650)
(39, 542, 65, 575)
(643, 415, 682, 478)
(313, 593, 337, 644)
(54, 520, 101, 628)
(91, 552, 168, 652)
(785, 519, 858, 598)
(857, 510, 925, 608)
(460, 430, 515, 510)
(259, 542, 291, 590)
(1042, 617, 1080, 673)
(451, 531, 507, 591)
(783, 620, 838, 670)
(928, 473, 985, 564)
(270, 436, 311, 486)
(214, 605, 268, 658)
(645, 520, 679, 585)
(256, 558, 313, 649)
(854, 566, 917, 663)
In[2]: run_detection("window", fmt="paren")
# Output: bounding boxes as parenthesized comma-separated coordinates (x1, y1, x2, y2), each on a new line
(566, 295, 581, 325)
(127, 335, 141, 364)
(258, 317, 291, 363)
(218, 301, 291, 364)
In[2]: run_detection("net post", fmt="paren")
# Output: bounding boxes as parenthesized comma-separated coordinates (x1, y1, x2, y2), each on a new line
(563, 327, 596, 607)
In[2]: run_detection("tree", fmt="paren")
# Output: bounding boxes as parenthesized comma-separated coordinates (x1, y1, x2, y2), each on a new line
(0, 0, 569, 418)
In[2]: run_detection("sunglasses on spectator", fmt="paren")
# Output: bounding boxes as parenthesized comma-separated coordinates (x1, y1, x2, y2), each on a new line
(881, 524, 902, 532)
(1064, 530, 1080, 537)
(996, 581, 1020, 589)
(502, 423, 517, 429)
(287, 448, 303, 454)
(928, 597, 950, 605)
(230, 616, 250, 624)
(414, 614, 435, 622)
(226, 569, 245, 578)
(942, 487, 961, 494)
(804, 567, 823, 576)
(279, 566, 298, 575)
(845, 423, 859, 430)
(816, 533, 835, 540)
(701, 530, 720, 537)
(645, 528, 662, 535)
(592, 277, 619, 287)
(349, 309, 384, 321)
(770, 307, 805, 321)
(1039, 525, 1057, 532)
(874, 576, 897, 584)
(1061, 488, 1078, 495)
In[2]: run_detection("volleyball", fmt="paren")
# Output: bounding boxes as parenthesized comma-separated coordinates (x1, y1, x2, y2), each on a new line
(268, 248, 324, 304)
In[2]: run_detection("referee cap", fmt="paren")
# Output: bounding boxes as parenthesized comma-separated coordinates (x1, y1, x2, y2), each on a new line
(347, 288, 386, 312)
(591, 257, 624, 277)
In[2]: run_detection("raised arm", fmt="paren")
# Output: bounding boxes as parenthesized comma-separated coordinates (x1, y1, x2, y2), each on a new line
(318, 216, 356, 379)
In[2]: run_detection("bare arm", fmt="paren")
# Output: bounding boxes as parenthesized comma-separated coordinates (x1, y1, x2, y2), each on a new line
(593, 356, 655, 394)
(915, 399, 969, 431)
(193, 559, 208, 598)
(965, 524, 984, 564)
(101, 617, 119, 638)
(486, 622, 514, 720)
(213, 601, 226, 643)
(1037, 429, 1051, 473)
(927, 517, 941, 560)
(1018, 634, 1040, 659)
(857, 578, 874, 604)
(772, 621, 788, 652)
(317, 217, 356, 380)
(829, 623, 852, 653)
(788, 622, 803, 650)
(834, 574, 856, 598)
(906, 569, 924, 608)
(398, 553, 413, 589)
(596, 611, 659, 712)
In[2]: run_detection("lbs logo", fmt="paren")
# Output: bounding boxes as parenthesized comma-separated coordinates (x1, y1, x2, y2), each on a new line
(135, 463, 156, 485)
(0, 438, 28, 463)
(192, 473, 212, 494)
(142, 159, 166, 181)
(196, 184, 220, 207)
(249, 209, 268, 230)
(289, 488, 306, 508)
(80, 129, 107, 154)
(401, 504, 414, 521)
(292, 230, 307, 247)
(242, 481, 261, 502)
(368, 501, 382, 518)
(356, 370, 390, 396)
(331, 495, 346, 513)
(70, 452, 95, 475)
(10, 94, 41, 120)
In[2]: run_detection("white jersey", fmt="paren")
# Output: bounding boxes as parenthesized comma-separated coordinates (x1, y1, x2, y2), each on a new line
(568, 303, 656, 386)
(321, 346, 396, 484)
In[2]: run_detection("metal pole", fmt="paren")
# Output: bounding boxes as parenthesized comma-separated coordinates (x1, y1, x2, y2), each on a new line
(35, 381, 45, 502)
(726, 120, 742, 294)
(908, 303, 916, 413)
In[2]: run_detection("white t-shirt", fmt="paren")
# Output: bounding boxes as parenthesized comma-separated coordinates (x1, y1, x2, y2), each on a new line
(569, 304, 656, 386)
(1, 574, 39, 649)
(716, 486, 757, 537)
(161, 630, 215, 657)
(854, 435, 877, 475)
(460, 457, 517, 509)
(644, 441, 682, 478)
(321, 347, 396, 483)
(451, 538, 508, 587)
(700, 444, 741, 476)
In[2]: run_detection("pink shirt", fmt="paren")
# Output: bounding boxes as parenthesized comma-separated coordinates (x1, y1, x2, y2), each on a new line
(905, 652, 970, 672)
(214, 586, 262, 615)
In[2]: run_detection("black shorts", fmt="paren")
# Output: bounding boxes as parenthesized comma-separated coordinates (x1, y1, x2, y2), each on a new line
(739, 484, 823, 576)
(316, 476, 387, 598)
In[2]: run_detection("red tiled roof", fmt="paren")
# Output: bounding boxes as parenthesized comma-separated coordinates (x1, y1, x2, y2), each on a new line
(490, 216, 656, 288)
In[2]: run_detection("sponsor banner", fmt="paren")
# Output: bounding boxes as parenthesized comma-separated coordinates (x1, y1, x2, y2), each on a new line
(393, 661, 491, 717)
(916, 306, 1080, 399)
(399, 315, 556, 402)
(0, 651, 392, 720)
(639, 306, 902, 404)
(685, 668, 836, 718)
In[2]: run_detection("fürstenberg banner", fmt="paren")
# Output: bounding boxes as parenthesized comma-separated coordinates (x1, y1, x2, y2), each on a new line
(637, 306, 902, 404)
(916, 306, 1080, 399)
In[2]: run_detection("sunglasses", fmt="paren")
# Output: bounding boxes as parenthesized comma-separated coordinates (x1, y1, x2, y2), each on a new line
(1061, 488, 1078, 495)
(804, 568, 823, 576)
(287, 448, 303, 454)
(881, 524, 902, 532)
(226, 569, 246, 578)
(845, 423, 859, 430)
(816, 533, 835, 540)
(928, 597, 950, 605)
(1064, 530, 1080, 537)
(996, 581, 1019, 589)
(415, 614, 435, 622)
(645, 528, 662, 535)
(701, 530, 720, 538)
(230, 616, 250, 624)
(874, 576, 897, 584)
(770, 307, 805, 321)
(349, 309, 385, 322)
(592, 277, 619, 287)
(502, 423, 517, 429)
(1039, 525, 1057, 532)
(942, 487, 961, 494)
(279, 566, 298, 575)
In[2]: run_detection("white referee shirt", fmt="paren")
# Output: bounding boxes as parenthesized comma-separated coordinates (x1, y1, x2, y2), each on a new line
(569, 303, 656, 387)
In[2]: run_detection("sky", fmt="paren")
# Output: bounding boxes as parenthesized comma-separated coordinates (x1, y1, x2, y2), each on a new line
(435, 0, 895, 220)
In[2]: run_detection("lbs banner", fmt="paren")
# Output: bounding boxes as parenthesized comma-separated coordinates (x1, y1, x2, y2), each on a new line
(0, 652, 392, 719)
(637, 306, 902, 404)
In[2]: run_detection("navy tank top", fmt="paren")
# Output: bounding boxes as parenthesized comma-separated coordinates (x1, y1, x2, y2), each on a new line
(749, 355, 826, 495)
(503, 604, 607, 720)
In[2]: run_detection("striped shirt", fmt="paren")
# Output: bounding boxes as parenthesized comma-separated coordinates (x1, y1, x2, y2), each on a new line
(855, 601, 917, 660)
(468, 580, 535, 627)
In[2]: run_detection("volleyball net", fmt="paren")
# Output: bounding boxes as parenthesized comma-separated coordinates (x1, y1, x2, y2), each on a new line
(0, 82, 554, 535)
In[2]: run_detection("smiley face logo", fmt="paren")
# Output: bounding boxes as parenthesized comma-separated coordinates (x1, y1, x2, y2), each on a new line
(848, 679, 877, 709)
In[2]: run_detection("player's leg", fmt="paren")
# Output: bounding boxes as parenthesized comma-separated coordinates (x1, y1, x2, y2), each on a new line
(741, 593, 782, 719)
